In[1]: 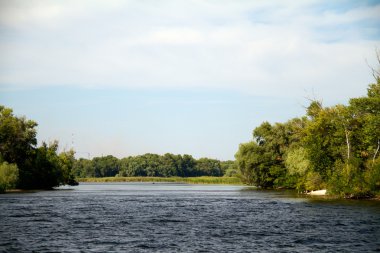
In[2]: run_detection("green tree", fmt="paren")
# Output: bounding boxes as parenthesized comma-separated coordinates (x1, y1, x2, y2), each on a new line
(158, 153, 181, 177)
(73, 158, 94, 178)
(285, 147, 309, 176)
(221, 160, 237, 177)
(195, 158, 222, 176)
(29, 141, 63, 189)
(284, 147, 310, 191)
(235, 141, 272, 187)
(236, 119, 305, 188)
(349, 79, 380, 165)
(119, 156, 147, 177)
(181, 154, 197, 177)
(59, 150, 78, 185)
(0, 162, 19, 193)
(143, 153, 161, 177)
(303, 104, 343, 181)
(0, 105, 78, 189)
(0, 106, 37, 172)
(93, 155, 120, 177)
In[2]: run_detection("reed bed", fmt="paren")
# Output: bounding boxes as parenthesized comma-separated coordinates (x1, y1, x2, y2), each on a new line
(77, 176, 242, 185)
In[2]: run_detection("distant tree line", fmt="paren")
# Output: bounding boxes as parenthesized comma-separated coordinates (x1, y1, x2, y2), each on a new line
(73, 154, 237, 178)
(236, 71, 380, 198)
(0, 106, 78, 192)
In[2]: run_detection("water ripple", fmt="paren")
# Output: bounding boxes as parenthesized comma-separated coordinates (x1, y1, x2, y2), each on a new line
(0, 183, 379, 252)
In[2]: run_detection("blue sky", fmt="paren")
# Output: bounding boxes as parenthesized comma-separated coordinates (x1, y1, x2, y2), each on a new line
(1, 0, 379, 160)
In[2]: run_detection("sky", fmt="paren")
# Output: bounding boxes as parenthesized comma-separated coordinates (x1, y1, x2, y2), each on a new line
(0, 0, 380, 160)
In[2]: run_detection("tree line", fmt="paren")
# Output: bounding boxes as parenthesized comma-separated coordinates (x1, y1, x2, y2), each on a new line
(73, 154, 236, 178)
(235, 75, 380, 198)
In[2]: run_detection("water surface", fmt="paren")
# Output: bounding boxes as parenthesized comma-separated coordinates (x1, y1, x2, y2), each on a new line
(1, 183, 379, 252)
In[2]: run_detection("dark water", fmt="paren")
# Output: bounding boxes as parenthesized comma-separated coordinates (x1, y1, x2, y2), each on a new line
(0, 183, 379, 252)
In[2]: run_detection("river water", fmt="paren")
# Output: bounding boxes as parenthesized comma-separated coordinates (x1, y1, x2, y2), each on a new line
(0, 183, 379, 252)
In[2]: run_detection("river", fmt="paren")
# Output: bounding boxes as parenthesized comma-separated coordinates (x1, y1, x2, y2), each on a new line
(0, 183, 379, 252)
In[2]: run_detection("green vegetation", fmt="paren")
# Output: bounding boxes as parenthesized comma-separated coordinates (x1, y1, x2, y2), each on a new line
(236, 72, 380, 198)
(73, 154, 236, 179)
(78, 176, 242, 185)
(0, 106, 78, 191)
(0, 162, 19, 193)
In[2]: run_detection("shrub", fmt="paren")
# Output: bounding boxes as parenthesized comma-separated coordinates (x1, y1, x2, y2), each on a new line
(0, 162, 19, 193)
(328, 160, 374, 198)
(304, 171, 324, 191)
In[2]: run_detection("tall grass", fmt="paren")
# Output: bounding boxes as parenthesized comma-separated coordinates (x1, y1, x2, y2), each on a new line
(77, 176, 242, 185)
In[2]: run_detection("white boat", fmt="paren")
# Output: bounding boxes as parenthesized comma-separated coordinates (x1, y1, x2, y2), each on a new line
(307, 189, 327, 196)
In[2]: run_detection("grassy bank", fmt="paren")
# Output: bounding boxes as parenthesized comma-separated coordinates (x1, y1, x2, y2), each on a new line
(77, 176, 242, 185)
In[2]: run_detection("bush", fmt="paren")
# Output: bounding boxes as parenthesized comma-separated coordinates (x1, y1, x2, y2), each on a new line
(304, 171, 324, 191)
(224, 168, 238, 177)
(0, 162, 19, 193)
(364, 158, 380, 192)
(328, 160, 373, 198)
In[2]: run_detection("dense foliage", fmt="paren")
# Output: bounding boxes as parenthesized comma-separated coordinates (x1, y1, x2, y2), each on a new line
(236, 78, 380, 198)
(73, 154, 236, 178)
(0, 162, 19, 193)
(0, 106, 77, 190)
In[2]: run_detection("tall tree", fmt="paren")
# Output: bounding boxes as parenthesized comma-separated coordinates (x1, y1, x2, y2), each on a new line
(349, 79, 380, 164)
(0, 105, 78, 189)
(0, 106, 37, 166)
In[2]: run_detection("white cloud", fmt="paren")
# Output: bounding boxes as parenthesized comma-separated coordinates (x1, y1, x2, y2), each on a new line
(144, 28, 204, 45)
(0, 0, 379, 101)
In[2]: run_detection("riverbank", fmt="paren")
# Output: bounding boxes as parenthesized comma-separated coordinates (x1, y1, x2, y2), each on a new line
(77, 176, 242, 185)
(304, 189, 380, 200)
